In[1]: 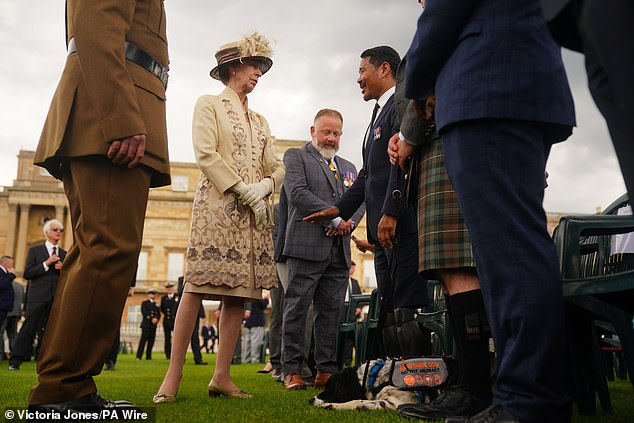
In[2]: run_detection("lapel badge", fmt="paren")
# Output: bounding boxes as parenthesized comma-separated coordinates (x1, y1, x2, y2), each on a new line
(373, 126, 381, 140)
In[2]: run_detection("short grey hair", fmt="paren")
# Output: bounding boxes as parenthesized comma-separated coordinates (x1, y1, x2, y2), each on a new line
(0, 255, 13, 266)
(43, 219, 64, 236)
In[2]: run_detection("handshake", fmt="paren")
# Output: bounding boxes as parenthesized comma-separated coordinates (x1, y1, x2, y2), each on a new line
(232, 179, 273, 228)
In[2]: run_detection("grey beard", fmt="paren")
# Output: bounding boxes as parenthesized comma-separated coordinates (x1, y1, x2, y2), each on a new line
(312, 140, 337, 160)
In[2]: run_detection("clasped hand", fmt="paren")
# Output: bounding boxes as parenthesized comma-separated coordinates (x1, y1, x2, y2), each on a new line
(107, 134, 146, 168)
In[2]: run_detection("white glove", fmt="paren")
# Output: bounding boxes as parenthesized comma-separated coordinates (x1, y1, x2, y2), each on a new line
(251, 199, 268, 229)
(247, 178, 273, 202)
(231, 181, 259, 208)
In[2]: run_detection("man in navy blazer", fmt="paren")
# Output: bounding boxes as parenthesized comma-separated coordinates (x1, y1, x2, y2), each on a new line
(541, 0, 634, 198)
(399, 1, 575, 422)
(9, 219, 66, 370)
(305, 46, 428, 359)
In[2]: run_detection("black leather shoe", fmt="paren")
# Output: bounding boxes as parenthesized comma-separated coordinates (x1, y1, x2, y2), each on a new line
(28, 393, 138, 414)
(398, 385, 488, 420)
(445, 405, 520, 423)
(8, 364, 20, 370)
(195, 360, 208, 365)
(104, 361, 115, 371)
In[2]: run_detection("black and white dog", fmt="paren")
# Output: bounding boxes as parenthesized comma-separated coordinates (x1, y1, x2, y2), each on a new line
(309, 360, 422, 411)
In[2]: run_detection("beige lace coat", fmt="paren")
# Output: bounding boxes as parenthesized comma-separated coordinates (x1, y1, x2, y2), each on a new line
(184, 87, 284, 292)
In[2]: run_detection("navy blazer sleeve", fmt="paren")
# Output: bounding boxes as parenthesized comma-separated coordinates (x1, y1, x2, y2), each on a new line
(337, 169, 366, 221)
(405, 0, 479, 100)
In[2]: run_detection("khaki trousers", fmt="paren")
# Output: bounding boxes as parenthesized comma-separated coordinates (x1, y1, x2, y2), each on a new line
(30, 157, 151, 404)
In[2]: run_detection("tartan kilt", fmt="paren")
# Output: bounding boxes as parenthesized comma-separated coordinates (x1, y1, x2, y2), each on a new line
(418, 134, 476, 277)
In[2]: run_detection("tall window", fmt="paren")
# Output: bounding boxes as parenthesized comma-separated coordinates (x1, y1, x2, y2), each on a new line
(363, 259, 377, 289)
(167, 252, 184, 282)
(137, 251, 148, 282)
(171, 175, 189, 192)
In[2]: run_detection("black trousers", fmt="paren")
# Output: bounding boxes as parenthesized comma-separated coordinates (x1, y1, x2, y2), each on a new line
(163, 323, 173, 358)
(137, 326, 156, 360)
(9, 301, 51, 366)
(575, 0, 634, 196)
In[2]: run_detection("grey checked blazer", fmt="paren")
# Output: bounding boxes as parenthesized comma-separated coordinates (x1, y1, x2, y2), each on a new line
(282, 143, 365, 267)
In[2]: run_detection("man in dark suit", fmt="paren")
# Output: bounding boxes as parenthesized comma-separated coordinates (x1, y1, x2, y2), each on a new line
(399, 1, 575, 422)
(29, 0, 169, 412)
(281, 109, 365, 391)
(160, 282, 179, 359)
(137, 288, 160, 360)
(0, 256, 16, 329)
(306, 46, 428, 359)
(541, 0, 634, 198)
(9, 220, 66, 370)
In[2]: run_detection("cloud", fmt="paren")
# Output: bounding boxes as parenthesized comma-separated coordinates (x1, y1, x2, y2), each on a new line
(0, 1, 625, 213)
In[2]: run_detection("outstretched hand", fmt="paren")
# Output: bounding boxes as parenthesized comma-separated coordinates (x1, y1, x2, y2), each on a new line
(304, 206, 339, 223)
(107, 134, 146, 168)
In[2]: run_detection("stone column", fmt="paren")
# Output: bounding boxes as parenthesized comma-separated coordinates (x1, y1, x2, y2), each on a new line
(15, 204, 31, 277)
(55, 205, 65, 223)
(4, 203, 18, 257)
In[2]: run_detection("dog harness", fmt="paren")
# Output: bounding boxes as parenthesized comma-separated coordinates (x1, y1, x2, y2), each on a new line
(362, 358, 449, 397)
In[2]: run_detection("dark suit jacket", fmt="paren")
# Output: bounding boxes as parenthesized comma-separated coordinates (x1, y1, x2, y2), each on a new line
(337, 94, 401, 243)
(349, 278, 361, 296)
(160, 294, 179, 329)
(540, 0, 583, 52)
(405, 0, 575, 138)
(0, 269, 16, 312)
(23, 243, 67, 305)
(282, 143, 364, 266)
(140, 299, 160, 329)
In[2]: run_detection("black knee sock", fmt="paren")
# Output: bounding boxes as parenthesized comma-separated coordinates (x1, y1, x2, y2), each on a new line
(447, 290, 492, 404)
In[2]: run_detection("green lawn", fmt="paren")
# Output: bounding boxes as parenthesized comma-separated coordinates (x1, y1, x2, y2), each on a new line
(0, 354, 632, 422)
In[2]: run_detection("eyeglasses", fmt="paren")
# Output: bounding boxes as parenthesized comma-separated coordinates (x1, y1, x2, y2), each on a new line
(318, 130, 342, 138)
(51, 228, 64, 233)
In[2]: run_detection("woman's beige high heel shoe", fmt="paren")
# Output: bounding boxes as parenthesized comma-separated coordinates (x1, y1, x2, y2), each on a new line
(208, 381, 252, 399)
(153, 392, 177, 404)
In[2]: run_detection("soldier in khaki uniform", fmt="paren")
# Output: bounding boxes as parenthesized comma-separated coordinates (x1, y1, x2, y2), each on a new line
(28, 0, 170, 412)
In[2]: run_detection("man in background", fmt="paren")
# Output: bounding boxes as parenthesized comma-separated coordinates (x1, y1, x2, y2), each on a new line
(137, 288, 160, 360)
(160, 282, 179, 359)
(9, 220, 66, 370)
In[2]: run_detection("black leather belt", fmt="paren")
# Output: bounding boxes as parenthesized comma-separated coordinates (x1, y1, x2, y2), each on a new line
(67, 37, 168, 88)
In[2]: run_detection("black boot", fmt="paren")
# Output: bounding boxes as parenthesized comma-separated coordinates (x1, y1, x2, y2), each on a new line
(382, 312, 402, 358)
(394, 308, 429, 359)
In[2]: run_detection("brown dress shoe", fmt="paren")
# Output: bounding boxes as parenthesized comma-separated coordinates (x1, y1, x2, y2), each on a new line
(283, 373, 306, 390)
(314, 371, 333, 388)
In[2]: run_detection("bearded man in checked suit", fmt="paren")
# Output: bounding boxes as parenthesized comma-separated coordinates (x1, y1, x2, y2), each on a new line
(281, 109, 365, 390)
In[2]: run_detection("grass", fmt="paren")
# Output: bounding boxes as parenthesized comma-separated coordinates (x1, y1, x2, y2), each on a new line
(0, 353, 632, 422)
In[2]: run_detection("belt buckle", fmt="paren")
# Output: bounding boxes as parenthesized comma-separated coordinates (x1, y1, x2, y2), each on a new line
(152, 62, 168, 88)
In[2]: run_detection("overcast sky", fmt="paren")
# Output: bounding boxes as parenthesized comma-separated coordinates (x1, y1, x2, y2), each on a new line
(0, 1, 625, 214)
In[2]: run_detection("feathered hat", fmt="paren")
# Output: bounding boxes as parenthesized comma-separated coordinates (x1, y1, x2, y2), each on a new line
(210, 32, 273, 80)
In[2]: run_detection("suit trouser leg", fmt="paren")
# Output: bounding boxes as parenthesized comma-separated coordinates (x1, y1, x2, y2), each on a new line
(242, 327, 251, 363)
(268, 285, 284, 369)
(10, 302, 49, 366)
(146, 327, 156, 360)
(578, 0, 634, 197)
(137, 329, 148, 360)
(312, 246, 348, 373)
(163, 324, 172, 358)
(282, 257, 323, 375)
(442, 120, 570, 423)
(191, 318, 202, 362)
(29, 158, 151, 404)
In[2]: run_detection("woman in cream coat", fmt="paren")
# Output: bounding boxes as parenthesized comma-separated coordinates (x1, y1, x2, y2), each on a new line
(154, 33, 284, 402)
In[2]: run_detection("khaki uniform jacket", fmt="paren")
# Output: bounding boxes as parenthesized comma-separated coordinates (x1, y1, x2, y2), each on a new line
(34, 0, 170, 187)
(184, 87, 285, 291)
